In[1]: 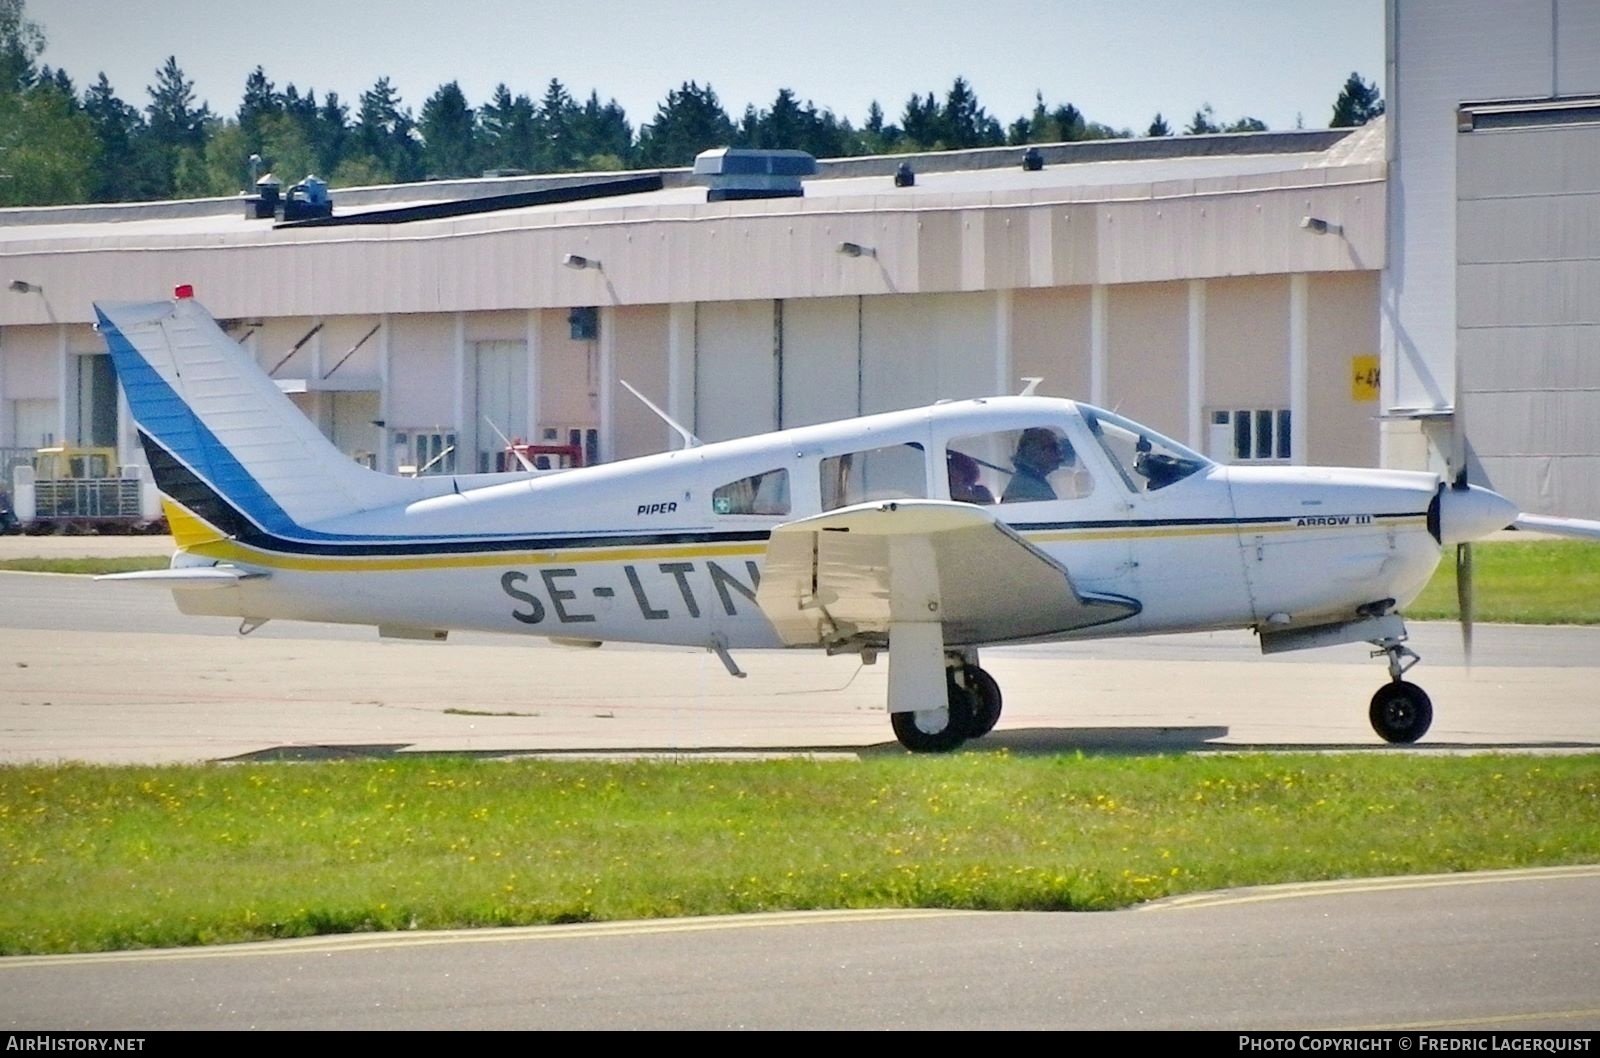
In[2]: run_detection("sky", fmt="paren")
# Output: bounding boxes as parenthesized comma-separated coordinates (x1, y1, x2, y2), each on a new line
(29, 0, 1385, 136)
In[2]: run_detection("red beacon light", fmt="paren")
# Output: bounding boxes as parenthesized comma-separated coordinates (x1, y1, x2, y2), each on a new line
(174, 284, 194, 299)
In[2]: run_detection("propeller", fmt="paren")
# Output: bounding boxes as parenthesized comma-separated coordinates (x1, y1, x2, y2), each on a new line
(1450, 359, 1474, 670)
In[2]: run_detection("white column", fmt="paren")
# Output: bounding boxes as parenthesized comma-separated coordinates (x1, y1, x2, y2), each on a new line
(377, 314, 391, 473)
(1289, 274, 1309, 466)
(994, 288, 1013, 397)
(525, 308, 542, 448)
(598, 306, 616, 463)
(56, 325, 69, 445)
(452, 312, 466, 473)
(0, 329, 9, 448)
(1187, 280, 1207, 450)
(667, 302, 695, 437)
(1090, 285, 1108, 407)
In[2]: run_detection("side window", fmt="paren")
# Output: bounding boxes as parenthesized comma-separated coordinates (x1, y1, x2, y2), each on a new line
(712, 468, 790, 516)
(821, 443, 926, 511)
(948, 428, 1093, 504)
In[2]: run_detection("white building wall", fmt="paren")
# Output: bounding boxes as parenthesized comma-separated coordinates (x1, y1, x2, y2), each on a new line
(1384, 0, 1577, 415)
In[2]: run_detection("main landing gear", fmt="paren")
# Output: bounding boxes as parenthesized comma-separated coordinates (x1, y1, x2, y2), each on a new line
(1368, 636, 1433, 744)
(890, 655, 1003, 754)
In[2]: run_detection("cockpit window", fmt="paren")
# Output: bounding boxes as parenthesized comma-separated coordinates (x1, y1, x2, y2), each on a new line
(947, 427, 1093, 504)
(1081, 407, 1208, 493)
(712, 468, 790, 515)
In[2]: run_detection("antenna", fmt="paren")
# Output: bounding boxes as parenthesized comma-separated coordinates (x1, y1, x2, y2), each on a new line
(482, 416, 536, 472)
(618, 378, 701, 450)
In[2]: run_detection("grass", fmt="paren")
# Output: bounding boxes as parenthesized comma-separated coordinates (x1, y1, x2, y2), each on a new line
(1404, 540, 1600, 625)
(2, 753, 1597, 955)
(0, 556, 169, 575)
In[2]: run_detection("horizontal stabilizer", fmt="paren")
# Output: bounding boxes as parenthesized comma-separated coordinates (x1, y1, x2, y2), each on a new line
(95, 566, 267, 589)
(755, 499, 1138, 648)
(1512, 514, 1600, 542)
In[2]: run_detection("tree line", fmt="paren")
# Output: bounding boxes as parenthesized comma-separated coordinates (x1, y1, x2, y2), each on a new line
(0, 0, 1385, 208)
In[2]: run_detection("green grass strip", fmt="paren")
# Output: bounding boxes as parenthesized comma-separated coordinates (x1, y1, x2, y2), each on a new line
(0, 557, 169, 575)
(3, 753, 1597, 955)
(1405, 540, 1600, 624)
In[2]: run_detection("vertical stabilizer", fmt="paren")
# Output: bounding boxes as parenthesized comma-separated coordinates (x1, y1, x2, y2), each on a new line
(95, 296, 415, 537)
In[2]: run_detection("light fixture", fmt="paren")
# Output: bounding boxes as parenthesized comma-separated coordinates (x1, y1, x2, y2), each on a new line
(837, 242, 876, 258)
(1300, 216, 1342, 236)
(8, 280, 41, 294)
(563, 253, 601, 270)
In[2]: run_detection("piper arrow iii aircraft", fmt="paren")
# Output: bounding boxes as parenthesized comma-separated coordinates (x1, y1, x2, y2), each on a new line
(94, 290, 1600, 752)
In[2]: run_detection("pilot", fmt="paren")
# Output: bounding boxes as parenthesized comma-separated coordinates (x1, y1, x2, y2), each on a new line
(947, 451, 994, 504)
(1002, 427, 1070, 503)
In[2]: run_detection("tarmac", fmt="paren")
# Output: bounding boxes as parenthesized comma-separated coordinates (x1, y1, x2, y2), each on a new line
(3, 532, 1598, 765)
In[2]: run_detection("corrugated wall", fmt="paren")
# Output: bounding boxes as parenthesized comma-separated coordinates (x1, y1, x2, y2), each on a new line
(1458, 116, 1600, 517)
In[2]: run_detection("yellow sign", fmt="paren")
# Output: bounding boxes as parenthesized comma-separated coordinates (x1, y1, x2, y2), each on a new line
(1351, 355, 1380, 402)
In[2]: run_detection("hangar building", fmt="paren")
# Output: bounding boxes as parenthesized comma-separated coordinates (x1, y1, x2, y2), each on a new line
(1, 0, 1596, 519)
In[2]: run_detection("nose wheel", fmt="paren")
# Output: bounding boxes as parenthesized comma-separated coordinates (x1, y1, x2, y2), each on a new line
(1368, 636, 1432, 744)
(1369, 681, 1433, 744)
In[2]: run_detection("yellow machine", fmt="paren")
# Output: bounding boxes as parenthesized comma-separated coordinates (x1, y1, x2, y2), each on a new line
(21, 445, 159, 533)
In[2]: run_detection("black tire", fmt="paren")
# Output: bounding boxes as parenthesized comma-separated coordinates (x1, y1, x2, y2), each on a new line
(961, 665, 1003, 738)
(890, 674, 975, 753)
(1369, 681, 1433, 744)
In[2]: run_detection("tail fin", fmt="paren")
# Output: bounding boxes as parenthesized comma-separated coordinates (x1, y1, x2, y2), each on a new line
(95, 295, 414, 542)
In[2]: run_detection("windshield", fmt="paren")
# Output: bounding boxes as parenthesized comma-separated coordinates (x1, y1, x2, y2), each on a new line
(1079, 405, 1210, 493)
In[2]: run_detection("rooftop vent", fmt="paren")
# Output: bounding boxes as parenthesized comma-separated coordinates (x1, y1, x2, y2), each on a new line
(693, 148, 816, 201)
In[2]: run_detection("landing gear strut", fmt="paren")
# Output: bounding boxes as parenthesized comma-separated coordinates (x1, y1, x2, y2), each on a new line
(889, 655, 1004, 753)
(1368, 636, 1433, 744)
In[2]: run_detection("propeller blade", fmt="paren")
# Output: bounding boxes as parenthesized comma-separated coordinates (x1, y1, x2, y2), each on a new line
(1452, 342, 1469, 490)
(1456, 542, 1474, 670)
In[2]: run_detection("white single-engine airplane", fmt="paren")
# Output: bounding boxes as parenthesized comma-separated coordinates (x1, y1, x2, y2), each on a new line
(94, 291, 1600, 752)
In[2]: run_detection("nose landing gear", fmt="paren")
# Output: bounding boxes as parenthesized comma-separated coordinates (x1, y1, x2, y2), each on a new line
(1368, 636, 1433, 744)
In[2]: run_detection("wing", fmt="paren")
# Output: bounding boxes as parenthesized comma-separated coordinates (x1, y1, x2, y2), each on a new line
(1512, 514, 1600, 541)
(754, 499, 1138, 649)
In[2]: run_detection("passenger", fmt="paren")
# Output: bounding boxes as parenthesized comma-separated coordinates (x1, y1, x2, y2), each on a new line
(947, 451, 994, 504)
(1002, 427, 1069, 502)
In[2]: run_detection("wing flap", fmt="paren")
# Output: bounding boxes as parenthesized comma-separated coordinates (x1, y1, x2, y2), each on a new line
(755, 499, 1137, 648)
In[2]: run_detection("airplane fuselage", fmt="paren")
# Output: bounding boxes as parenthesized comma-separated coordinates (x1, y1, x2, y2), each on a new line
(166, 398, 1445, 652)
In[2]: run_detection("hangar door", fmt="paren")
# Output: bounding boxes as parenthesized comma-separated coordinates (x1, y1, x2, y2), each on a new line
(694, 293, 1002, 442)
(473, 340, 528, 472)
(1457, 100, 1600, 518)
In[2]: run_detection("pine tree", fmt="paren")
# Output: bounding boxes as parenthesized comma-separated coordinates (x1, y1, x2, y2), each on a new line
(238, 65, 281, 144)
(900, 92, 940, 148)
(142, 56, 212, 197)
(0, 0, 43, 94)
(312, 91, 348, 177)
(940, 77, 1001, 149)
(538, 78, 579, 170)
(570, 90, 632, 169)
(1147, 113, 1172, 137)
(420, 80, 477, 178)
(82, 73, 148, 200)
(636, 81, 735, 167)
(1185, 105, 1220, 135)
(1330, 72, 1384, 127)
